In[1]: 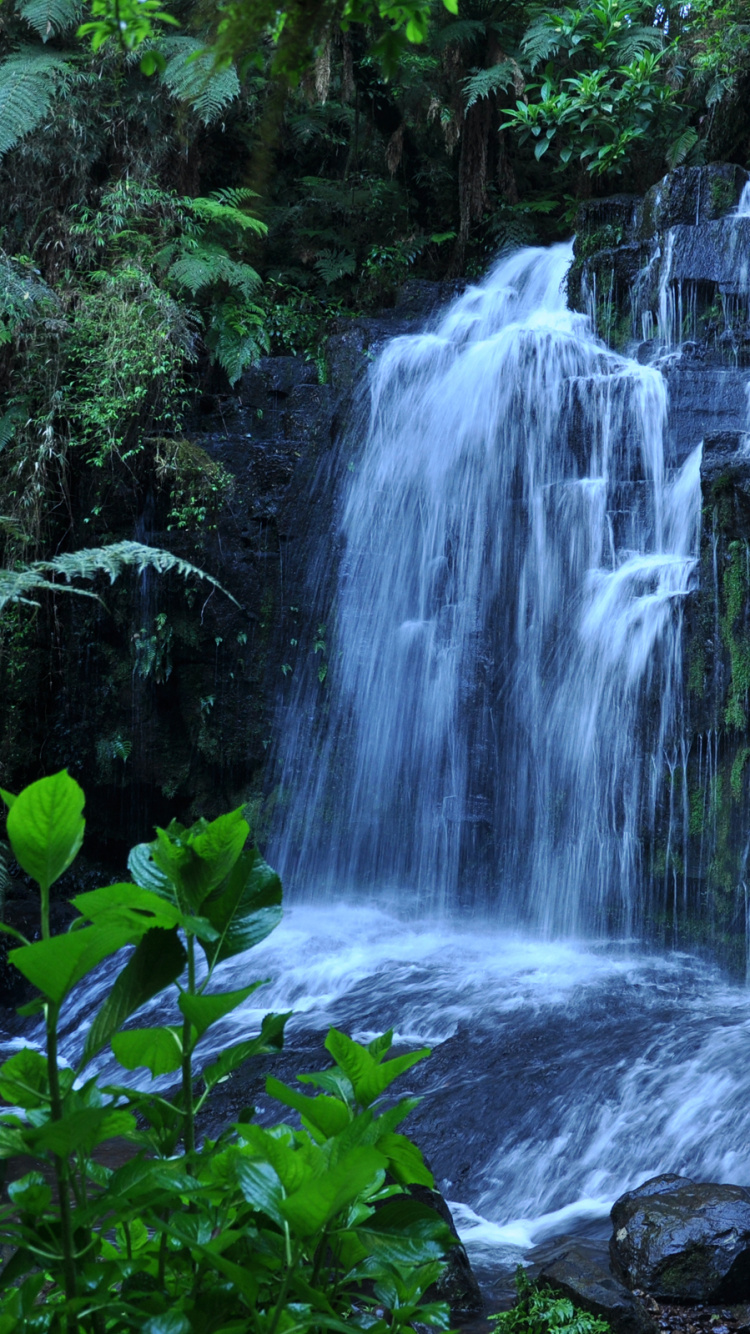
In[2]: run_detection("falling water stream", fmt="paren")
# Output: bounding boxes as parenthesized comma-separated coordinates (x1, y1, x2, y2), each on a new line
(24, 242, 750, 1301)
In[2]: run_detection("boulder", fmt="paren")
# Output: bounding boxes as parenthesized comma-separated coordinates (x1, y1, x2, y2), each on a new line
(538, 1242, 656, 1334)
(610, 1175, 750, 1302)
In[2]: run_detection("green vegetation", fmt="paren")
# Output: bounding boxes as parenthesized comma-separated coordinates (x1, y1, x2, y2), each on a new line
(491, 1270, 610, 1334)
(0, 769, 455, 1332)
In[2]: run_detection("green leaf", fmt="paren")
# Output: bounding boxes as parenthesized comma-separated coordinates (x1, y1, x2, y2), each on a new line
(281, 1146, 386, 1237)
(0, 1049, 53, 1108)
(0, 788, 15, 809)
(6, 770, 84, 892)
(266, 1075, 351, 1139)
(128, 840, 173, 895)
(111, 1026, 183, 1076)
(10, 919, 140, 1003)
(233, 1156, 286, 1225)
(32, 1106, 135, 1155)
(377, 1132, 433, 1187)
(81, 926, 187, 1068)
(7, 1171, 51, 1214)
(200, 847, 282, 968)
(72, 882, 181, 928)
(202, 1011, 289, 1092)
(324, 1030, 430, 1107)
(178, 981, 263, 1041)
(357, 1196, 454, 1266)
(142, 1315, 192, 1334)
(151, 807, 249, 911)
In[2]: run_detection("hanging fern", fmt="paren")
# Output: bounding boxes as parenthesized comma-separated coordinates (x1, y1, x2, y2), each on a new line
(205, 300, 268, 385)
(666, 126, 699, 170)
(0, 48, 70, 158)
(463, 60, 518, 109)
(168, 241, 261, 300)
(17, 0, 80, 40)
(435, 18, 487, 49)
(161, 37, 240, 126)
(0, 541, 239, 616)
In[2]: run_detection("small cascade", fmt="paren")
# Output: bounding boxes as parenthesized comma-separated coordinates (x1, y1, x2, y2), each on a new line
(272, 243, 702, 935)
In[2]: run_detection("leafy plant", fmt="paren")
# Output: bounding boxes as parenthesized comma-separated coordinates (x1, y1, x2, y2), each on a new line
(0, 539, 239, 615)
(491, 1269, 611, 1334)
(0, 48, 73, 158)
(0, 770, 455, 1332)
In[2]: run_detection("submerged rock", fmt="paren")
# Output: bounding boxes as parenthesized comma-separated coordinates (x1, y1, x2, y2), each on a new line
(610, 1175, 750, 1302)
(538, 1241, 656, 1334)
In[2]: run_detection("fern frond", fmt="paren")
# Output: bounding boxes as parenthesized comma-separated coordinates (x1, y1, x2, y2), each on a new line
(161, 36, 240, 126)
(0, 253, 57, 338)
(0, 541, 239, 616)
(665, 126, 698, 170)
(17, 0, 80, 40)
(520, 16, 560, 70)
(435, 18, 487, 49)
(185, 192, 267, 238)
(0, 405, 28, 452)
(168, 242, 262, 301)
(615, 25, 663, 60)
(0, 48, 70, 158)
(463, 60, 517, 108)
(313, 248, 356, 285)
(205, 300, 268, 385)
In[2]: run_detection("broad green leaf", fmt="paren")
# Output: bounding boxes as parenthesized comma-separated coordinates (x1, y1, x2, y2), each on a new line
(200, 847, 282, 967)
(10, 919, 140, 1003)
(266, 1075, 351, 1139)
(0, 788, 15, 809)
(151, 807, 248, 910)
(111, 1026, 183, 1076)
(127, 840, 173, 897)
(325, 1029, 430, 1107)
(234, 1156, 286, 1225)
(281, 1146, 386, 1237)
(368, 1030, 394, 1060)
(0, 1049, 50, 1108)
(32, 1107, 136, 1155)
(236, 1123, 313, 1196)
(6, 770, 84, 892)
(142, 1315, 192, 1334)
(0, 1121, 32, 1157)
(81, 926, 186, 1068)
(202, 1010, 289, 1091)
(356, 1196, 453, 1266)
(72, 882, 181, 929)
(178, 981, 263, 1041)
(377, 1132, 433, 1187)
(7, 1172, 50, 1214)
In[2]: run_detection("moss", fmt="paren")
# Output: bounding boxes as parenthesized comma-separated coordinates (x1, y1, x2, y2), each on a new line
(154, 438, 235, 533)
(721, 540, 750, 729)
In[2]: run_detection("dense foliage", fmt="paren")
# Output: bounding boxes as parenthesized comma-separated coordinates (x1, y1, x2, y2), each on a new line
(2, 0, 750, 814)
(0, 770, 455, 1332)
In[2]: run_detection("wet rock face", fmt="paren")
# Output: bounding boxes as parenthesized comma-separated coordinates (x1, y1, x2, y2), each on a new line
(610, 1176, 750, 1303)
(538, 1242, 656, 1334)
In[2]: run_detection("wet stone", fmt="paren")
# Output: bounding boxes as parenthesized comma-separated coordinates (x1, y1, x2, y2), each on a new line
(538, 1241, 657, 1334)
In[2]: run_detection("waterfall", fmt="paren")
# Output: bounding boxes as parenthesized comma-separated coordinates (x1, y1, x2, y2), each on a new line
(271, 243, 701, 935)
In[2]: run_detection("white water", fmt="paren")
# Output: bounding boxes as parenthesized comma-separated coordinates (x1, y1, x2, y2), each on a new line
(272, 243, 700, 935)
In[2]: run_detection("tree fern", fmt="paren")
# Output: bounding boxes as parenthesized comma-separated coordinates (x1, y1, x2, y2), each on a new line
(520, 17, 560, 70)
(464, 61, 518, 108)
(161, 36, 240, 126)
(0, 541, 239, 616)
(0, 48, 70, 158)
(435, 18, 487, 49)
(17, 0, 80, 40)
(169, 242, 261, 300)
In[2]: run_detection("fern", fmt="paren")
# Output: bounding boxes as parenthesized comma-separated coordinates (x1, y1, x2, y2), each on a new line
(0, 405, 28, 453)
(168, 241, 262, 300)
(0, 840, 10, 910)
(666, 125, 699, 169)
(0, 48, 70, 158)
(185, 191, 267, 238)
(205, 300, 268, 385)
(614, 25, 663, 61)
(161, 37, 240, 126)
(17, 0, 80, 40)
(464, 61, 518, 108)
(0, 253, 57, 338)
(313, 248, 356, 285)
(0, 541, 239, 616)
(520, 16, 560, 70)
(435, 18, 487, 49)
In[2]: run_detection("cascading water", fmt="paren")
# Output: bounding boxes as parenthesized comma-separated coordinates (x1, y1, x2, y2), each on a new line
(272, 243, 701, 935)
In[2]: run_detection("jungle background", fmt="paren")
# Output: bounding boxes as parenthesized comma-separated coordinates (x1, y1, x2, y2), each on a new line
(0, 0, 748, 866)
